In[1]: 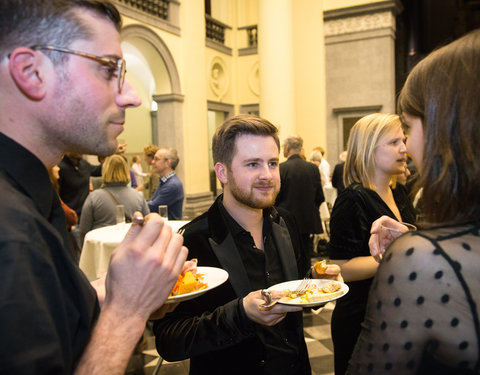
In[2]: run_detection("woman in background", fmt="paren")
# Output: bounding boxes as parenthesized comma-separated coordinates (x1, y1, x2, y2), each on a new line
(348, 30, 480, 374)
(131, 155, 149, 189)
(327, 113, 416, 375)
(79, 155, 149, 245)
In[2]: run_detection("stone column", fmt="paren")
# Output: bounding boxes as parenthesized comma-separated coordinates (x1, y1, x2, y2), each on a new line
(258, 0, 296, 139)
(179, 1, 214, 219)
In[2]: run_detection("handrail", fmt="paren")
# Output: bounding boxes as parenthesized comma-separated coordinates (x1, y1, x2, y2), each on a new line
(116, 0, 169, 20)
(240, 25, 257, 47)
(206, 14, 231, 44)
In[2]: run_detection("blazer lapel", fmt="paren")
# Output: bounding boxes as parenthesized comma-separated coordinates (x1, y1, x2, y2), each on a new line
(209, 234, 252, 298)
(271, 217, 299, 281)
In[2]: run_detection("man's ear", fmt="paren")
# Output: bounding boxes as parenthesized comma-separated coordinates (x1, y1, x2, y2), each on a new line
(214, 162, 228, 185)
(9, 47, 47, 100)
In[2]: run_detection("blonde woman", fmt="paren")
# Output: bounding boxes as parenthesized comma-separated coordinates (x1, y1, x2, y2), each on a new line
(327, 113, 416, 375)
(79, 155, 149, 245)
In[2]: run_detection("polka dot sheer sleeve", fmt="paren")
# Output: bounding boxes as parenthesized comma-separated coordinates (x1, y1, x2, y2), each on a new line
(347, 224, 480, 374)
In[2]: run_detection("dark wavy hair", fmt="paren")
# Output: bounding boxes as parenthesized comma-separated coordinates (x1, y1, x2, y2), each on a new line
(0, 0, 121, 62)
(212, 114, 280, 168)
(398, 29, 480, 226)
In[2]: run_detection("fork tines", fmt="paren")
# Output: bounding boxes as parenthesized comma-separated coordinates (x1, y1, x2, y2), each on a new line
(294, 277, 312, 294)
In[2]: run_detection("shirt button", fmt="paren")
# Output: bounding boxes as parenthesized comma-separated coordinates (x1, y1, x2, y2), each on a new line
(259, 360, 265, 367)
(266, 272, 270, 278)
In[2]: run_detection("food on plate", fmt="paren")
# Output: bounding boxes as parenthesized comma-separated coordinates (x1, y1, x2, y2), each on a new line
(320, 280, 341, 293)
(280, 281, 343, 304)
(170, 259, 208, 297)
(314, 259, 328, 275)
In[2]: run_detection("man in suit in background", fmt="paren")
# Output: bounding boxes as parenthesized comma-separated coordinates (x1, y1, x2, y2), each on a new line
(276, 136, 324, 274)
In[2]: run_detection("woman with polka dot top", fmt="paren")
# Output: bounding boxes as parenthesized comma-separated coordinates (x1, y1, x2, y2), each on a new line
(327, 113, 416, 375)
(348, 30, 480, 374)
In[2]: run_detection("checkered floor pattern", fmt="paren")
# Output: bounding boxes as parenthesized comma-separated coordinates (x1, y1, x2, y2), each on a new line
(127, 302, 335, 375)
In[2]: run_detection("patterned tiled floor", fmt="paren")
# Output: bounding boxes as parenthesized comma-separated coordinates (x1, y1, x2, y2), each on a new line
(129, 302, 335, 375)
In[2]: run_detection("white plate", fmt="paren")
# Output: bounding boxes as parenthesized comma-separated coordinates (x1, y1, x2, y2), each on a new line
(268, 279, 349, 307)
(165, 266, 229, 304)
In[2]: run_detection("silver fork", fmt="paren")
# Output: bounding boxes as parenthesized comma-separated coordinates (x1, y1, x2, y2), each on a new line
(260, 278, 312, 308)
(177, 228, 185, 236)
(290, 277, 311, 296)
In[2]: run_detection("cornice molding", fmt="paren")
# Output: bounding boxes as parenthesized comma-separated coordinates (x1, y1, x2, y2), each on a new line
(324, 0, 403, 20)
(324, 0, 402, 37)
(324, 11, 395, 37)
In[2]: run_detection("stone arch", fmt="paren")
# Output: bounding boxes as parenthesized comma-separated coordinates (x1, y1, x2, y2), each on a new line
(120, 24, 185, 187)
(121, 24, 181, 95)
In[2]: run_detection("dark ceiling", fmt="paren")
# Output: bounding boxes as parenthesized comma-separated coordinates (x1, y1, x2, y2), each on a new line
(395, 0, 480, 93)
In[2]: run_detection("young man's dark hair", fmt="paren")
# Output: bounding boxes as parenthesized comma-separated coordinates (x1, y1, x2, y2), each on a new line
(212, 113, 280, 167)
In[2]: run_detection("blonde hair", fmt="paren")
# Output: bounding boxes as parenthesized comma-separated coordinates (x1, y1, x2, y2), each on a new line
(344, 113, 401, 190)
(102, 155, 130, 184)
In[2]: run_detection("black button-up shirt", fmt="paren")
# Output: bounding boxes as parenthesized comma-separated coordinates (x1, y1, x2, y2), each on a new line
(218, 200, 307, 373)
(0, 132, 99, 373)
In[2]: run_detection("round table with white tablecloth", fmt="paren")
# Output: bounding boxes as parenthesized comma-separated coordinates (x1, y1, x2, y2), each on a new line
(79, 220, 189, 281)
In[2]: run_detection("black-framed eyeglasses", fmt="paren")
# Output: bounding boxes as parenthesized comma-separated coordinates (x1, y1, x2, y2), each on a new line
(31, 45, 126, 92)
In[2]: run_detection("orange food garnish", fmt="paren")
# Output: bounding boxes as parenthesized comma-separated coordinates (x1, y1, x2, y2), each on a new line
(170, 271, 207, 297)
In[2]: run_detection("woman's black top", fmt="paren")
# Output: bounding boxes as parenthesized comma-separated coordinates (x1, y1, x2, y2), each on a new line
(348, 222, 480, 374)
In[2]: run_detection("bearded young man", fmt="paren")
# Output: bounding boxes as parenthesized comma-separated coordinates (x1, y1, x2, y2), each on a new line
(153, 114, 341, 374)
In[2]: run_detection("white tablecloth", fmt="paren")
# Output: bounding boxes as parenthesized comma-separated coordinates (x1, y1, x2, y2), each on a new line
(79, 220, 189, 281)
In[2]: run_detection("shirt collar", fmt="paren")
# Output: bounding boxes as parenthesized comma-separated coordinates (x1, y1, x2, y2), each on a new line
(217, 196, 274, 237)
(160, 171, 176, 184)
(0, 132, 56, 218)
(218, 198, 246, 237)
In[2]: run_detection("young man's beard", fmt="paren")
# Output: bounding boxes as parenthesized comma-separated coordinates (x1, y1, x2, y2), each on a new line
(227, 171, 279, 209)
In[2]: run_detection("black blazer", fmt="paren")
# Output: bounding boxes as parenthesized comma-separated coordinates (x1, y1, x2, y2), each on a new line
(153, 195, 310, 375)
(276, 154, 324, 234)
